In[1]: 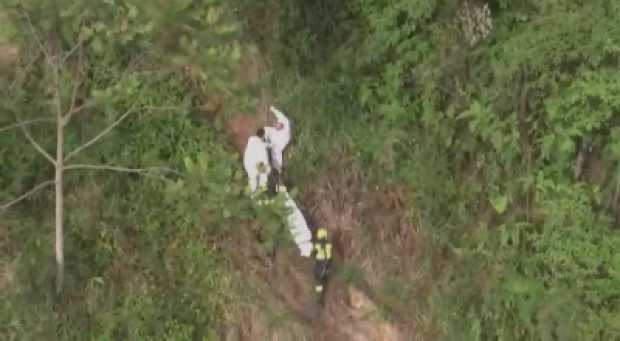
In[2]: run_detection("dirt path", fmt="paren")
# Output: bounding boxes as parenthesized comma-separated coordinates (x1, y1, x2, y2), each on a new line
(214, 44, 413, 341)
(0, 44, 18, 72)
(226, 232, 406, 341)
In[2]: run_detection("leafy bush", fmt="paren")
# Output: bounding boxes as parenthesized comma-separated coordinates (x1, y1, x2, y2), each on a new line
(241, 0, 620, 339)
(0, 0, 248, 339)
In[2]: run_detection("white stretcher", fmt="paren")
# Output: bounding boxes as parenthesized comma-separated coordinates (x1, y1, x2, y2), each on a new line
(279, 187, 313, 257)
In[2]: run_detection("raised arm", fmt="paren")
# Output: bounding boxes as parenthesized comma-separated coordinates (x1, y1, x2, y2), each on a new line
(270, 106, 290, 126)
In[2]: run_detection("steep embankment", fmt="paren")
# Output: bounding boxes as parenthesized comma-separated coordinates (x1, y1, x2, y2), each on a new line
(217, 47, 421, 341)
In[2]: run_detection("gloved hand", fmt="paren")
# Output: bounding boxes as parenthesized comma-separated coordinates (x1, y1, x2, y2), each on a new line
(257, 162, 270, 174)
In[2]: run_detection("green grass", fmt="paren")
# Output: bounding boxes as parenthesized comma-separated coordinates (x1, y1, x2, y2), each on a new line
(269, 66, 372, 188)
(335, 263, 366, 287)
(0, 12, 16, 43)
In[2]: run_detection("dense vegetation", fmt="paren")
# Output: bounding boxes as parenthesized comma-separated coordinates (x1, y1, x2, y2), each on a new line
(2, 0, 620, 340)
(1, 1, 253, 339)
(263, 0, 620, 339)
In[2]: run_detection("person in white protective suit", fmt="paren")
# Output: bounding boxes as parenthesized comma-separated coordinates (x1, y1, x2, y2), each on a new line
(243, 128, 271, 193)
(264, 106, 291, 172)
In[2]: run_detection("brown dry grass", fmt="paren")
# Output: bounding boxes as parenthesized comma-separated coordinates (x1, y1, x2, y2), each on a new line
(221, 42, 276, 155)
(226, 114, 261, 153)
(0, 259, 16, 293)
(210, 24, 432, 339)
(302, 152, 420, 272)
(0, 219, 16, 293)
(301, 151, 439, 340)
(223, 222, 413, 341)
(0, 44, 17, 62)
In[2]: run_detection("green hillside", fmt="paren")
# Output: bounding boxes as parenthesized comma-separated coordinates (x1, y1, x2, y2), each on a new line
(2, 1, 620, 340)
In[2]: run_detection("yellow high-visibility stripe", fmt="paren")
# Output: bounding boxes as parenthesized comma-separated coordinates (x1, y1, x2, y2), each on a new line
(314, 242, 332, 260)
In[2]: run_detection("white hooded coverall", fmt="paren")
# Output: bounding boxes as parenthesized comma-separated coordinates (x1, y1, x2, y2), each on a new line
(264, 106, 291, 172)
(243, 136, 270, 192)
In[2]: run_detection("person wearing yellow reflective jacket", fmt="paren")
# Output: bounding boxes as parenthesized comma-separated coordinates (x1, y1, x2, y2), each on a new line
(312, 227, 332, 294)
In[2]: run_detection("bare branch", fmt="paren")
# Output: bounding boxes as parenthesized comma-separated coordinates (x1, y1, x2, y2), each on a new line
(64, 164, 183, 176)
(0, 118, 53, 133)
(69, 77, 81, 110)
(62, 101, 95, 125)
(1, 48, 43, 99)
(20, 122, 56, 165)
(144, 105, 187, 112)
(63, 40, 85, 126)
(21, 9, 50, 60)
(0, 180, 55, 212)
(64, 102, 139, 162)
(60, 79, 82, 126)
(52, 60, 63, 118)
(61, 11, 86, 63)
(62, 39, 83, 64)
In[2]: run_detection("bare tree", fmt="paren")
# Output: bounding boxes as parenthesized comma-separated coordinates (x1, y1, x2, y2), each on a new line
(1, 13, 180, 293)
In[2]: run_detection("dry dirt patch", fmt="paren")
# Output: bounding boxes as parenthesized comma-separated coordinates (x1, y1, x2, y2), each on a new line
(302, 153, 432, 339)
(0, 44, 18, 71)
(212, 41, 426, 340)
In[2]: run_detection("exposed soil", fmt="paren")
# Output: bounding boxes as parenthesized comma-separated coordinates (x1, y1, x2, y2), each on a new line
(226, 114, 262, 153)
(217, 43, 426, 341)
(302, 152, 430, 340)
(223, 222, 410, 341)
(0, 44, 17, 61)
(0, 222, 16, 293)
(0, 44, 18, 73)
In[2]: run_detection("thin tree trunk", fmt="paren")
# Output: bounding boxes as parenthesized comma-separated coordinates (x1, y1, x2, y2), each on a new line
(55, 103, 64, 294)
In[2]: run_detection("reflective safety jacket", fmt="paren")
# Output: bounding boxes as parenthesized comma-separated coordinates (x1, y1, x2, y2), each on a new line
(313, 227, 332, 261)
